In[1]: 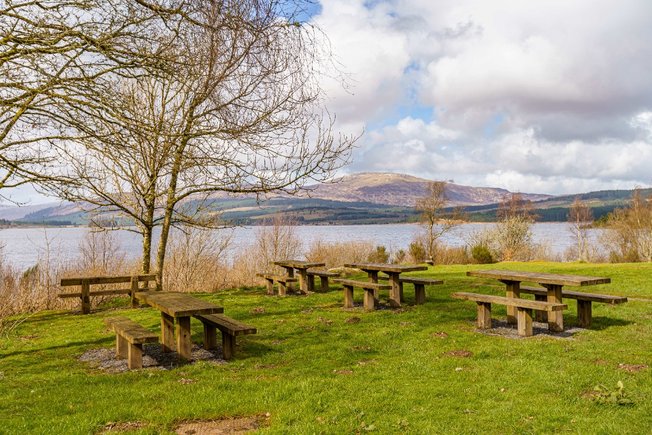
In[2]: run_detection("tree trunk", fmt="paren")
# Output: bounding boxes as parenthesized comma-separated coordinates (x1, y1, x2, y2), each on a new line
(141, 225, 153, 274)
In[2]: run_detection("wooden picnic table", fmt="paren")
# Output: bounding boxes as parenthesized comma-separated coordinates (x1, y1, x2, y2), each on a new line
(135, 292, 223, 361)
(466, 269, 611, 332)
(344, 262, 428, 307)
(274, 260, 326, 293)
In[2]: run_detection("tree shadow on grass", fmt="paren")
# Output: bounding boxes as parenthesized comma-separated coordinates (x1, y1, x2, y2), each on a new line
(578, 316, 632, 331)
(0, 336, 112, 359)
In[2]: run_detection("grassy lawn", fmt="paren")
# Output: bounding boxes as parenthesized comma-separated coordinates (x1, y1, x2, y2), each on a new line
(1, 262, 651, 434)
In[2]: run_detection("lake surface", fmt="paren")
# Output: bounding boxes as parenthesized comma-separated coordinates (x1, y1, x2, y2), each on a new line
(0, 223, 602, 271)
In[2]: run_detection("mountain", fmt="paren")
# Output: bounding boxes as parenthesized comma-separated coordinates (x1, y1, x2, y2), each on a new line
(299, 172, 551, 207)
(0, 173, 646, 225)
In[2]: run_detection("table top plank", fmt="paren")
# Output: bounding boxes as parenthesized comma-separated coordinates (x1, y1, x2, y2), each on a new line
(274, 260, 326, 269)
(135, 292, 224, 317)
(344, 263, 428, 274)
(466, 270, 611, 286)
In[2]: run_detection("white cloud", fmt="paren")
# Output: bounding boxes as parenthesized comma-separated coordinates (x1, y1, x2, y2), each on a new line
(316, 0, 652, 194)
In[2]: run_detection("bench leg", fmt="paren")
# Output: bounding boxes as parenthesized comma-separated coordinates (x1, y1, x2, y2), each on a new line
(127, 343, 144, 369)
(222, 333, 235, 360)
(363, 288, 376, 311)
(202, 323, 218, 350)
(534, 295, 548, 322)
(517, 308, 534, 337)
(577, 300, 592, 328)
(414, 284, 426, 305)
(388, 273, 401, 308)
(278, 281, 287, 296)
(81, 281, 91, 314)
(544, 284, 564, 332)
(265, 278, 274, 295)
(399, 281, 404, 303)
(476, 302, 492, 329)
(116, 334, 128, 358)
(343, 285, 354, 308)
(176, 316, 192, 361)
(161, 312, 175, 353)
(320, 277, 329, 292)
(307, 275, 316, 292)
(130, 277, 139, 308)
(504, 281, 520, 325)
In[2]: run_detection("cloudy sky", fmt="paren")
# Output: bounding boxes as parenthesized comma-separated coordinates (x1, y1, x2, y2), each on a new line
(313, 0, 652, 194)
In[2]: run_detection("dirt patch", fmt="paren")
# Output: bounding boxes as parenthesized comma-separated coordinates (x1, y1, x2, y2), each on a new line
(100, 421, 147, 433)
(431, 332, 449, 339)
(445, 350, 473, 358)
(345, 317, 361, 324)
(317, 317, 333, 326)
(79, 344, 226, 373)
(250, 307, 265, 314)
(175, 415, 270, 435)
(618, 363, 648, 373)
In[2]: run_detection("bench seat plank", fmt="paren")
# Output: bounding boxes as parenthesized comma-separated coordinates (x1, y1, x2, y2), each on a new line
(398, 277, 443, 304)
(452, 292, 566, 311)
(452, 292, 567, 337)
(194, 314, 257, 360)
(306, 269, 340, 292)
(518, 286, 627, 327)
(333, 279, 391, 310)
(104, 317, 157, 369)
(398, 277, 443, 285)
(307, 270, 340, 278)
(519, 286, 627, 303)
(332, 279, 391, 291)
(195, 314, 257, 336)
(256, 273, 298, 295)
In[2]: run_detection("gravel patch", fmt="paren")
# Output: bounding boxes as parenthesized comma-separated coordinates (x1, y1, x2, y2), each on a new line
(79, 343, 227, 373)
(472, 319, 580, 339)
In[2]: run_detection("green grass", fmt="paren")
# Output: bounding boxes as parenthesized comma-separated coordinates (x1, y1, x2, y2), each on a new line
(2, 262, 652, 434)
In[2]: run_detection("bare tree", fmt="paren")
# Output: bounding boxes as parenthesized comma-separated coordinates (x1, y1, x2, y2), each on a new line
(568, 197, 593, 262)
(0, 1, 176, 197)
(494, 193, 536, 261)
(415, 181, 461, 264)
(44, 1, 355, 284)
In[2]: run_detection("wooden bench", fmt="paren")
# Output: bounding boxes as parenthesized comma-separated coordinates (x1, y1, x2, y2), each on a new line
(104, 316, 158, 369)
(256, 273, 298, 296)
(194, 314, 257, 360)
(451, 292, 567, 337)
(398, 277, 443, 304)
(333, 278, 391, 311)
(518, 286, 627, 328)
(306, 269, 340, 292)
(59, 274, 157, 314)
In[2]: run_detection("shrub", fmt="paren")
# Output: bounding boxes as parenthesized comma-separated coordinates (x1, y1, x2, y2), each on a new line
(471, 244, 494, 264)
(392, 249, 406, 264)
(367, 245, 389, 263)
(434, 245, 471, 264)
(408, 240, 427, 263)
(304, 240, 375, 269)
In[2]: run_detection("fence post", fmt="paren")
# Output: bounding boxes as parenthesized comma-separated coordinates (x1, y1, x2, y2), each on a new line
(130, 276, 139, 308)
(81, 280, 91, 314)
